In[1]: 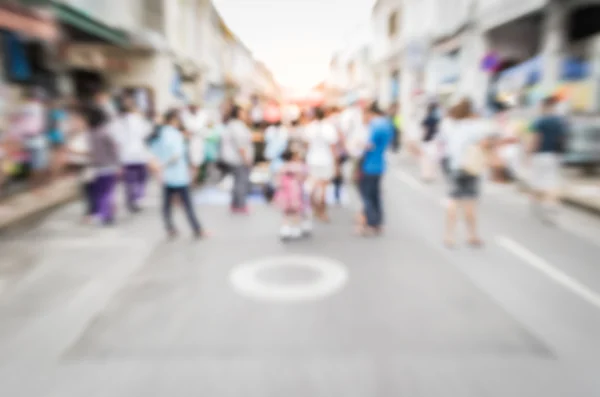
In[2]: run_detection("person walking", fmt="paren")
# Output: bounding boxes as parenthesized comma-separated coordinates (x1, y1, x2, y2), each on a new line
(65, 106, 95, 224)
(151, 109, 206, 239)
(420, 102, 441, 182)
(86, 105, 120, 226)
(16, 88, 49, 194)
(305, 107, 338, 222)
(438, 98, 496, 248)
(221, 105, 254, 214)
(528, 96, 567, 224)
(356, 103, 394, 236)
(117, 96, 152, 212)
(47, 98, 68, 181)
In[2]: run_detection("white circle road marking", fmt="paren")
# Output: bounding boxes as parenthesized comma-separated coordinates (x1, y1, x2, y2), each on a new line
(229, 255, 348, 303)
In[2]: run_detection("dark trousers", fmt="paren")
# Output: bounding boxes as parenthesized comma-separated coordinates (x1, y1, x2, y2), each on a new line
(359, 174, 383, 228)
(231, 165, 250, 209)
(123, 164, 147, 210)
(163, 185, 202, 234)
(82, 181, 95, 216)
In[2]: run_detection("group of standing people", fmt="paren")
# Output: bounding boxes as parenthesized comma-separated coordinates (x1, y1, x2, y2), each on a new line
(265, 102, 396, 241)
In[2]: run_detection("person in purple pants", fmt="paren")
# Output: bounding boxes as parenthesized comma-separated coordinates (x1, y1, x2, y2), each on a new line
(117, 96, 152, 212)
(85, 105, 120, 225)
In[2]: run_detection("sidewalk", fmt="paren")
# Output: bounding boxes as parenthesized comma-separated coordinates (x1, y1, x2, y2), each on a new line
(0, 177, 79, 233)
(560, 177, 600, 214)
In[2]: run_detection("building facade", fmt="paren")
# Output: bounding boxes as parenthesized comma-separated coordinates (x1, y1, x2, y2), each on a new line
(396, 0, 600, 114)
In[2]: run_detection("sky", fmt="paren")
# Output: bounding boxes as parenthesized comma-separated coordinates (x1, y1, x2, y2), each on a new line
(213, 0, 376, 94)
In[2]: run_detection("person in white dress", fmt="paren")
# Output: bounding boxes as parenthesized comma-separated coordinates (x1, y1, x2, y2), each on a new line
(304, 107, 338, 222)
(117, 96, 152, 212)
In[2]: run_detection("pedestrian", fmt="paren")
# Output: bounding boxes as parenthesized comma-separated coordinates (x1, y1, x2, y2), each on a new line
(15, 88, 49, 195)
(65, 106, 95, 224)
(46, 98, 68, 181)
(390, 104, 401, 152)
(221, 105, 254, 214)
(118, 95, 152, 213)
(305, 107, 338, 222)
(356, 102, 394, 236)
(439, 98, 496, 248)
(86, 105, 120, 226)
(328, 107, 347, 206)
(527, 96, 567, 224)
(264, 120, 289, 201)
(181, 103, 208, 184)
(420, 102, 441, 182)
(274, 145, 308, 240)
(151, 109, 206, 239)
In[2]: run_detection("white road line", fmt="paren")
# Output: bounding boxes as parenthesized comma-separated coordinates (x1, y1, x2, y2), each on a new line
(497, 236, 600, 310)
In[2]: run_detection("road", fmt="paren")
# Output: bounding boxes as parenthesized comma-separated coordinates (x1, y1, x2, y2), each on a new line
(1, 155, 600, 396)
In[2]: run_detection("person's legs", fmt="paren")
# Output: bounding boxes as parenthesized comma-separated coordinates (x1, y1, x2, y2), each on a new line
(162, 186, 176, 235)
(462, 175, 482, 245)
(179, 186, 202, 235)
(232, 165, 250, 211)
(231, 166, 242, 210)
(123, 165, 137, 210)
(445, 199, 458, 246)
(95, 175, 110, 223)
(82, 181, 95, 222)
(137, 164, 148, 202)
(372, 174, 383, 228)
(333, 175, 342, 205)
(99, 173, 117, 224)
(360, 175, 378, 229)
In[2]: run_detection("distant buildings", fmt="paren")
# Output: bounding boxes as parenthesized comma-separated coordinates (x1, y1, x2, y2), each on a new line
(0, 0, 280, 122)
(326, 0, 600, 115)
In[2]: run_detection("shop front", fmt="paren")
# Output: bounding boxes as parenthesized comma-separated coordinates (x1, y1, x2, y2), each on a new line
(0, 3, 58, 130)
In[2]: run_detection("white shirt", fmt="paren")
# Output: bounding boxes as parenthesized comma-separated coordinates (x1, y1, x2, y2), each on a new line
(304, 120, 338, 167)
(437, 118, 496, 171)
(182, 110, 207, 135)
(221, 119, 254, 166)
(117, 113, 152, 164)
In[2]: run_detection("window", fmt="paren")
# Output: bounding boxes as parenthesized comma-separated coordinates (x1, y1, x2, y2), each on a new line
(388, 10, 398, 37)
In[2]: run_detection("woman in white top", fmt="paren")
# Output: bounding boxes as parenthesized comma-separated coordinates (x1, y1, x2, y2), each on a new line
(117, 96, 152, 212)
(437, 98, 495, 248)
(304, 107, 338, 222)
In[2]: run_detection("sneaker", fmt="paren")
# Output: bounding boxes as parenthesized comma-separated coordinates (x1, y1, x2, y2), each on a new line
(279, 225, 292, 240)
(290, 227, 303, 239)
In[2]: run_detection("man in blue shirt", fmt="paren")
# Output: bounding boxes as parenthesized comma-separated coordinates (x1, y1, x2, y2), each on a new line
(358, 102, 394, 235)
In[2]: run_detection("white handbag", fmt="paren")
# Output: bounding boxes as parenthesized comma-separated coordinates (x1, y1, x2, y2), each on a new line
(462, 144, 486, 176)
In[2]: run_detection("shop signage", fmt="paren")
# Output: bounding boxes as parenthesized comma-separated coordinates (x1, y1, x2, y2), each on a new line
(63, 45, 129, 72)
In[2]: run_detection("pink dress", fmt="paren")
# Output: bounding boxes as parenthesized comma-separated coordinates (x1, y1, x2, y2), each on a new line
(274, 162, 306, 214)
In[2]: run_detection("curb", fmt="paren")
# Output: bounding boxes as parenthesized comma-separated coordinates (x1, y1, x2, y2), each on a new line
(515, 179, 600, 216)
(0, 180, 79, 234)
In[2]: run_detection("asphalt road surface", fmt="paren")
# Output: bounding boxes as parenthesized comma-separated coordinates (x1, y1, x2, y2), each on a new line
(1, 156, 600, 396)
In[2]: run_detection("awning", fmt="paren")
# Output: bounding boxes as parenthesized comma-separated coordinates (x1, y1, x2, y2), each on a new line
(0, 3, 57, 41)
(22, 0, 128, 46)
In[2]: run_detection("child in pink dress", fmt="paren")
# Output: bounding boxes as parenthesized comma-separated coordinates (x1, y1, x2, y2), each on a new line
(274, 147, 308, 240)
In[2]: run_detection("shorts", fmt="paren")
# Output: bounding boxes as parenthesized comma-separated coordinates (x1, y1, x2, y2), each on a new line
(530, 153, 561, 192)
(449, 171, 479, 199)
(29, 146, 50, 171)
(309, 164, 335, 181)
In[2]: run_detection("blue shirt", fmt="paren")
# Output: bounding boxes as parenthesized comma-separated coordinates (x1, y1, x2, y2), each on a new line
(151, 125, 190, 187)
(531, 115, 567, 153)
(47, 109, 66, 145)
(362, 117, 394, 175)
